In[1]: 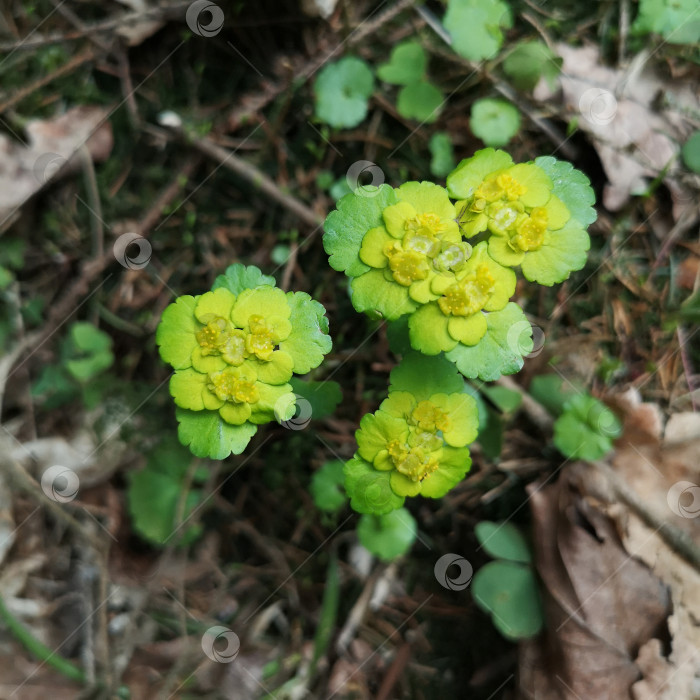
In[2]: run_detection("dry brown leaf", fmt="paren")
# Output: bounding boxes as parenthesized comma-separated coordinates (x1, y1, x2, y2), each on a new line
(0, 106, 113, 224)
(518, 463, 671, 700)
(537, 44, 700, 215)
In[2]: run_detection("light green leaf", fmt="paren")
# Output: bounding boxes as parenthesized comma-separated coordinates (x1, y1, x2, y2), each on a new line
(682, 131, 700, 173)
(632, 0, 700, 44)
(443, 0, 512, 62)
(445, 303, 534, 381)
(357, 508, 417, 561)
(470, 98, 521, 147)
(279, 292, 332, 374)
(323, 184, 397, 277)
(377, 41, 427, 85)
(65, 322, 114, 382)
(534, 156, 597, 227)
(314, 57, 375, 129)
(529, 374, 581, 416)
(176, 408, 257, 459)
(389, 351, 464, 400)
(211, 263, 275, 295)
(310, 460, 347, 513)
(127, 442, 203, 546)
(519, 223, 590, 286)
(350, 269, 417, 320)
(503, 41, 562, 91)
(472, 560, 544, 640)
(429, 132, 456, 178)
(156, 295, 198, 370)
(475, 520, 531, 563)
(481, 385, 522, 414)
(344, 457, 405, 515)
(553, 394, 622, 461)
(397, 81, 443, 123)
(289, 378, 342, 420)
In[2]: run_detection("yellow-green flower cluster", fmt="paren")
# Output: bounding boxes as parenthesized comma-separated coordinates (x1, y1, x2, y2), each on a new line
(158, 287, 297, 427)
(323, 149, 594, 378)
(344, 388, 478, 513)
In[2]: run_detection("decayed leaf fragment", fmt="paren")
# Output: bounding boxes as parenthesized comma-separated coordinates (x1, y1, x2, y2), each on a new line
(518, 463, 671, 699)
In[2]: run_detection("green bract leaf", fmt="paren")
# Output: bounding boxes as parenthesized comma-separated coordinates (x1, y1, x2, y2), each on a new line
(397, 81, 443, 123)
(529, 374, 581, 416)
(350, 269, 418, 320)
(534, 156, 597, 227)
(480, 385, 522, 414)
(389, 351, 464, 400)
(314, 57, 374, 129)
(377, 41, 427, 85)
(279, 292, 332, 374)
(289, 378, 342, 420)
(429, 132, 456, 178)
(211, 263, 275, 295)
(343, 456, 405, 515)
(681, 131, 700, 173)
(472, 561, 544, 640)
(176, 407, 257, 459)
(631, 0, 700, 44)
(357, 508, 417, 561)
(470, 98, 521, 147)
(446, 148, 514, 200)
(443, 0, 512, 62)
(475, 521, 531, 563)
(445, 303, 534, 381)
(127, 442, 202, 546)
(310, 460, 348, 513)
(503, 41, 562, 91)
(553, 394, 622, 461)
(65, 322, 114, 382)
(323, 184, 397, 277)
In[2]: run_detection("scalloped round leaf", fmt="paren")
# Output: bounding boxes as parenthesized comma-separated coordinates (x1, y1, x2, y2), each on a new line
(310, 460, 348, 513)
(357, 508, 417, 561)
(446, 148, 514, 200)
(344, 457, 405, 515)
(534, 156, 597, 227)
(350, 269, 418, 320)
(314, 56, 374, 129)
(323, 184, 397, 278)
(175, 408, 257, 459)
(443, 0, 512, 62)
(212, 263, 275, 295)
(429, 132, 456, 178)
(475, 521, 532, 563)
(156, 295, 198, 370)
(472, 560, 544, 640)
(503, 40, 562, 91)
(279, 291, 332, 374)
(520, 224, 590, 286)
(389, 351, 464, 400)
(681, 131, 700, 173)
(397, 81, 443, 123)
(470, 98, 521, 147)
(377, 41, 427, 85)
(553, 394, 622, 461)
(445, 303, 533, 381)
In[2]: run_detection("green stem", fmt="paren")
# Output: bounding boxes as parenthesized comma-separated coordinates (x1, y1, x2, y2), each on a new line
(0, 594, 86, 683)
